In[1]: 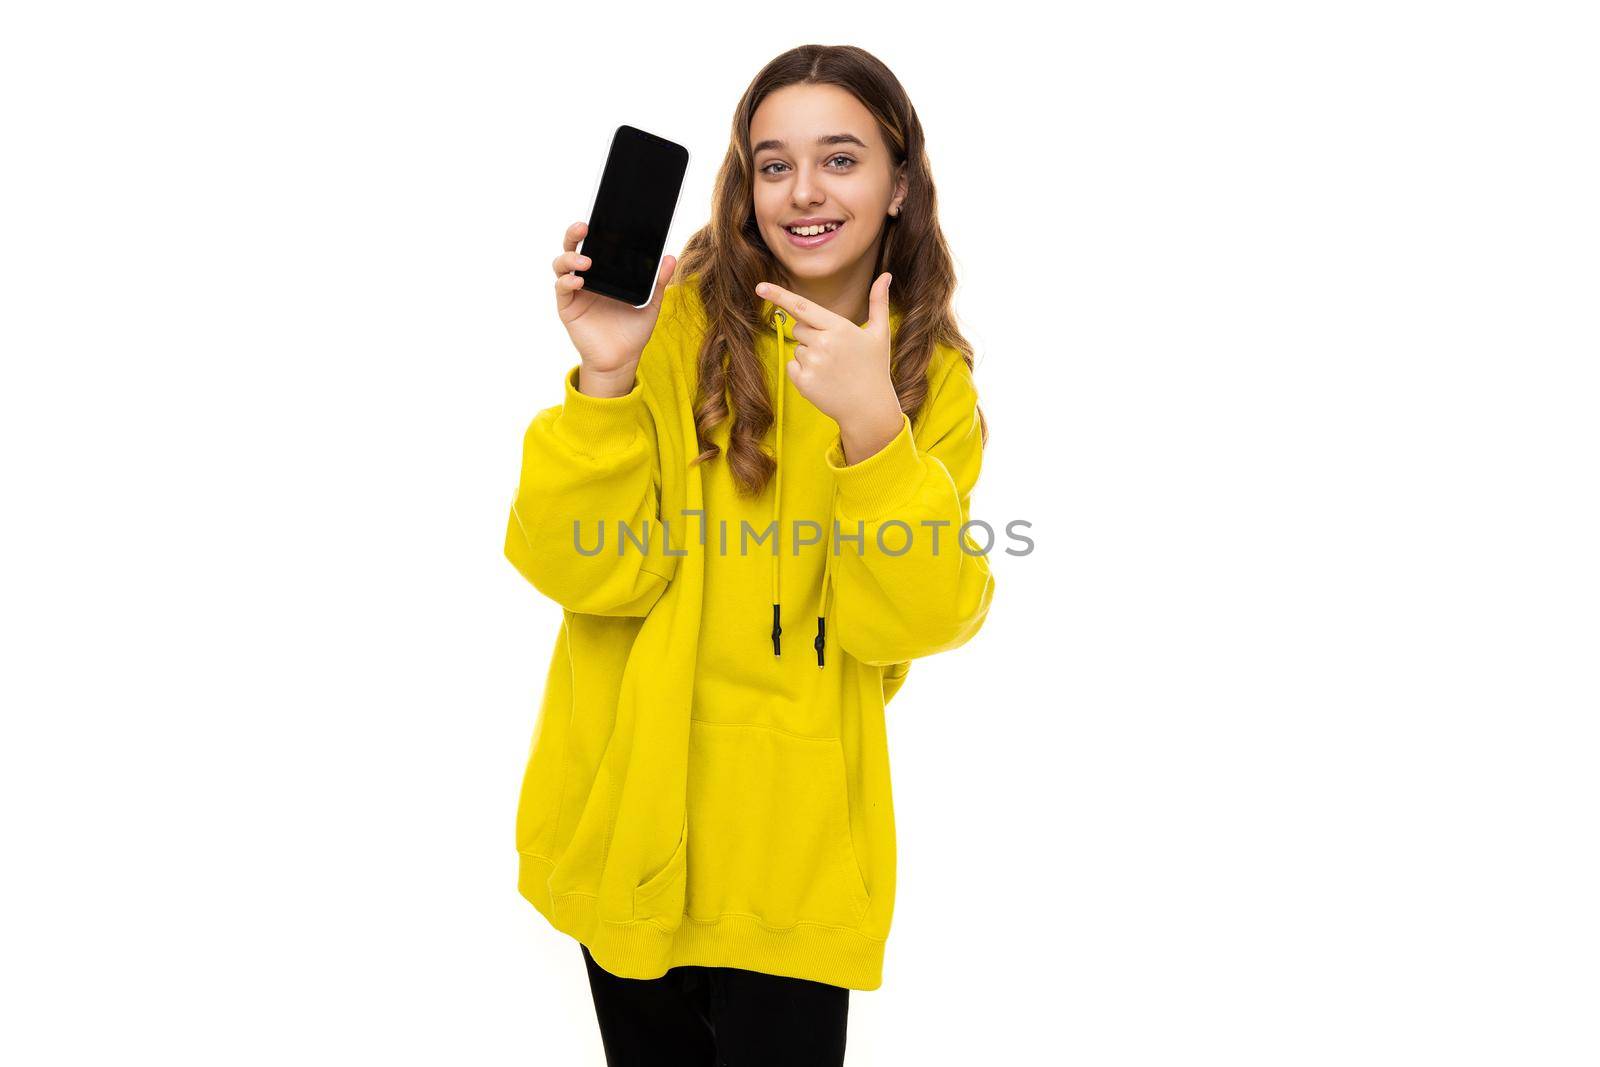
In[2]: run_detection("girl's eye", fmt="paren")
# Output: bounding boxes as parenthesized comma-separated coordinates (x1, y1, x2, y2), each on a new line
(759, 155, 856, 175)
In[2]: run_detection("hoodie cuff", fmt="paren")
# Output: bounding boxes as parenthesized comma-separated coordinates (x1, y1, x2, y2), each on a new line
(553, 363, 645, 454)
(825, 411, 924, 520)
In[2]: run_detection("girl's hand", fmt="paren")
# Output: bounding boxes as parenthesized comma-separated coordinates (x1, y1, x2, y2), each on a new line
(757, 273, 903, 450)
(553, 220, 676, 397)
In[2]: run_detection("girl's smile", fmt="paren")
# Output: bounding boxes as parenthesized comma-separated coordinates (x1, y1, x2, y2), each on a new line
(783, 219, 846, 248)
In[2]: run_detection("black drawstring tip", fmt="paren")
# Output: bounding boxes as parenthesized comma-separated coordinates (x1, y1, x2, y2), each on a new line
(771, 603, 782, 655)
(814, 616, 826, 667)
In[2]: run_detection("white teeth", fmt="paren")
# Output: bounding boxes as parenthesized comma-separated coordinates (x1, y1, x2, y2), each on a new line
(787, 222, 839, 236)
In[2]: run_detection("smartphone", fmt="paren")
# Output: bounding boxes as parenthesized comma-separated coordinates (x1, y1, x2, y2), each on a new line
(575, 125, 690, 308)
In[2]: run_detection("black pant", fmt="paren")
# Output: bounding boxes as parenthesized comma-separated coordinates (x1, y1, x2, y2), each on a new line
(580, 942, 850, 1066)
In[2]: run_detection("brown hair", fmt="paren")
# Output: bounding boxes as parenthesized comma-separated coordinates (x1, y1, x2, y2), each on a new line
(673, 44, 987, 498)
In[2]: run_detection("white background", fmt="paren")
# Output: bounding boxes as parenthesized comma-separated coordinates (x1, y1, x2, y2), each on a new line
(3, 2, 1596, 1064)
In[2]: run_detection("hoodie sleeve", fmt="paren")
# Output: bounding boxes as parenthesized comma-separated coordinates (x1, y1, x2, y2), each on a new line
(503, 363, 674, 617)
(823, 352, 996, 666)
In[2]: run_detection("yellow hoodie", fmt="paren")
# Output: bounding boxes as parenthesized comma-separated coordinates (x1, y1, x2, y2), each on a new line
(504, 277, 994, 990)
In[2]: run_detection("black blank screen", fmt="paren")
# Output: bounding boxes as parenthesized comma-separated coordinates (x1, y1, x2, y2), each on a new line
(579, 127, 687, 305)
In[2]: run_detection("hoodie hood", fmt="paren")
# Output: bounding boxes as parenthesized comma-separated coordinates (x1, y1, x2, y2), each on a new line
(758, 296, 904, 667)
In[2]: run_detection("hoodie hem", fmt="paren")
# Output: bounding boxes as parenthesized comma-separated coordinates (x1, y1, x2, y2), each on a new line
(517, 851, 886, 991)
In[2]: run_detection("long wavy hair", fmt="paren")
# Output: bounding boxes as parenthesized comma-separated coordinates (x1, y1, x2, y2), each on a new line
(673, 44, 987, 499)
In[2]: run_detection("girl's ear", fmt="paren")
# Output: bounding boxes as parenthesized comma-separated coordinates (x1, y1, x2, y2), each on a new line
(893, 162, 910, 210)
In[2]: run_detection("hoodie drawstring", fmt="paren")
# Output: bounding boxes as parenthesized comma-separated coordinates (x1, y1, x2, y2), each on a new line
(817, 481, 836, 667)
(769, 306, 831, 667)
(771, 310, 785, 656)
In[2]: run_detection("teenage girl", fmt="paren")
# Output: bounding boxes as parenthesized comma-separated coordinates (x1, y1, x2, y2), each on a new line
(511, 44, 994, 1066)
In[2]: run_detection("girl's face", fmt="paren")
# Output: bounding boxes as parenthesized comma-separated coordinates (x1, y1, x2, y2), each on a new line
(750, 83, 907, 292)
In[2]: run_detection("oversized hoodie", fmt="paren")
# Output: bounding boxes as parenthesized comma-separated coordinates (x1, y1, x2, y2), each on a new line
(503, 276, 994, 990)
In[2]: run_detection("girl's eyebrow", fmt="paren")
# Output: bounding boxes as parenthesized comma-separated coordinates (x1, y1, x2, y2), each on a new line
(752, 132, 868, 154)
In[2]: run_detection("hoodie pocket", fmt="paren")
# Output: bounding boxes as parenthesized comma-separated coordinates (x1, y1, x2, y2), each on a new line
(632, 814, 689, 928)
(686, 721, 871, 930)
